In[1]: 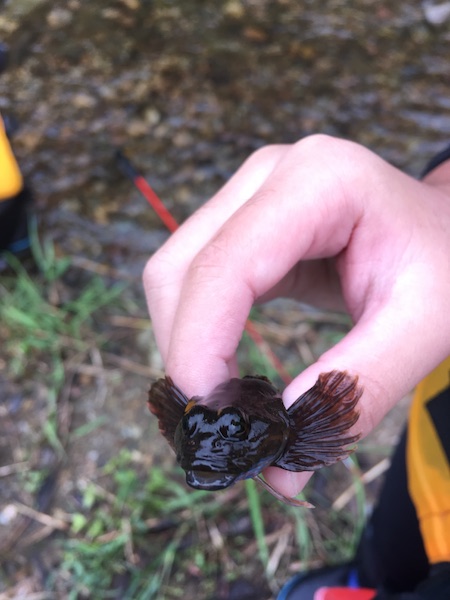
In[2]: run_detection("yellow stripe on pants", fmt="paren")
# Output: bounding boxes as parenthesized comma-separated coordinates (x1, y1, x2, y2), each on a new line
(407, 357, 450, 564)
(0, 116, 23, 200)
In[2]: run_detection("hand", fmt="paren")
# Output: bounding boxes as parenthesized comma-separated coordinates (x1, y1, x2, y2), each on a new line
(143, 134, 450, 498)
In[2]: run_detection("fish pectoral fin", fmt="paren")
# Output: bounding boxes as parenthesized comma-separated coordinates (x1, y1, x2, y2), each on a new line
(147, 376, 189, 450)
(276, 370, 362, 471)
(254, 475, 315, 508)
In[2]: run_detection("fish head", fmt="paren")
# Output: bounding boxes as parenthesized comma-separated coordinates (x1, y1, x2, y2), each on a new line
(174, 403, 288, 490)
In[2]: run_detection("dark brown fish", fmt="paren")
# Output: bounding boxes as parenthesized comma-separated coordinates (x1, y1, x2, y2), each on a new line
(148, 370, 362, 507)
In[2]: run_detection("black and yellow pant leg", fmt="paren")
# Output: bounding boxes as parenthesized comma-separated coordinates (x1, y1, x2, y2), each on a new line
(355, 360, 450, 598)
(407, 358, 450, 565)
(0, 114, 30, 253)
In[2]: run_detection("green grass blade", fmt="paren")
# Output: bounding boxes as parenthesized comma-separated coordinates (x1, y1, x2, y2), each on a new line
(245, 479, 269, 570)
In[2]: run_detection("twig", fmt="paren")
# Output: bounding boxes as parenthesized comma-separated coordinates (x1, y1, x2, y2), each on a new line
(288, 558, 324, 574)
(249, 318, 309, 345)
(0, 591, 56, 600)
(207, 521, 224, 551)
(95, 516, 179, 545)
(296, 340, 316, 366)
(332, 458, 391, 511)
(18, 525, 55, 548)
(244, 524, 292, 558)
(65, 363, 120, 377)
(103, 351, 163, 378)
(78, 479, 118, 505)
(0, 461, 30, 477)
(13, 502, 70, 531)
(90, 347, 108, 408)
(108, 315, 151, 329)
(122, 518, 138, 564)
(269, 305, 351, 327)
(266, 525, 291, 578)
(244, 320, 292, 384)
(70, 255, 135, 281)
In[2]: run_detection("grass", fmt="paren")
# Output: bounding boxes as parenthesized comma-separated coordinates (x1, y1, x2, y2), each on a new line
(0, 230, 388, 600)
(56, 450, 222, 599)
(0, 225, 124, 458)
(245, 479, 270, 569)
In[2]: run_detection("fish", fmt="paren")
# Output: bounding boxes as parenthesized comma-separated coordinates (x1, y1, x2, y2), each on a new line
(147, 370, 362, 507)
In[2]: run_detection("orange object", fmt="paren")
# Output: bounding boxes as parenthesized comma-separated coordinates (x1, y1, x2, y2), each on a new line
(407, 357, 450, 564)
(0, 116, 23, 199)
(314, 587, 376, 600)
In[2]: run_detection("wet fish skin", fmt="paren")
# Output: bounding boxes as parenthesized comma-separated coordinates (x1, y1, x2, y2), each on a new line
(148, 370, 362, 496)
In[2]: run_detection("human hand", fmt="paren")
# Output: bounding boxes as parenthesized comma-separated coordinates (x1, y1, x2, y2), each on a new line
(143, 134, 450, 499)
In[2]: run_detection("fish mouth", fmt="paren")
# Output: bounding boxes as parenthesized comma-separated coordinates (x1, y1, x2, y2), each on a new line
(185, 470, 237, 491)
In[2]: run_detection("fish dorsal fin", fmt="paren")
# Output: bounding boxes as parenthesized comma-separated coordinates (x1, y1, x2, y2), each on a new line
(275, 370, 362, 471)
(148, 376, 190, 451)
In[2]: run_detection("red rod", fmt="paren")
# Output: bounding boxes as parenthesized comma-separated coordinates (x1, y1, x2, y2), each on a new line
(244, 319, 293, 385)
(135, 176, 179, 234)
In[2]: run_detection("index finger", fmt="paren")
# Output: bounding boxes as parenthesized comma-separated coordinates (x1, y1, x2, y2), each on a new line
(143, 145, 288, 365)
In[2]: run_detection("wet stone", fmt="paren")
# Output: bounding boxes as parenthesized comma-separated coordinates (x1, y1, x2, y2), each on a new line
(71, 92, 98, 109)
(46, 7, 73, 28)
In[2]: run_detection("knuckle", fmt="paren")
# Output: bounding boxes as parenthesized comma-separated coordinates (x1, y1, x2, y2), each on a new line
(245, 143, 288, 168)
(142, 248, 173, 288)
(291, 134, 371, 172)
(292, 133, 346, 160)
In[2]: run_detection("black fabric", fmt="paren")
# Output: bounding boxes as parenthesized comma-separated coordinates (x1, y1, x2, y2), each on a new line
(0, 43, 8, 75)
(373, 563, 450, 600)
(421, 143, 450, 177)
(414, 563, 450, 600)
(356, 428, 429, 593)
(0, 187, 31, 252)
(426, 389, 450, 464)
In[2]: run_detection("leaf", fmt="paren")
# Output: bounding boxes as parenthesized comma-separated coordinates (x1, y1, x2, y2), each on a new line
(71, 513, 88, 534)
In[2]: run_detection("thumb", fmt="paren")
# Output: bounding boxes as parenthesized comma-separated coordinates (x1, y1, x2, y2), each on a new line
(265, 297, 448, 499)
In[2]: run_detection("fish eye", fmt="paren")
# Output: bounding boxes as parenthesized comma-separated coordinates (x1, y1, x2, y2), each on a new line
(219, 413, 247, 440)
(182, 413, 201, 437)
